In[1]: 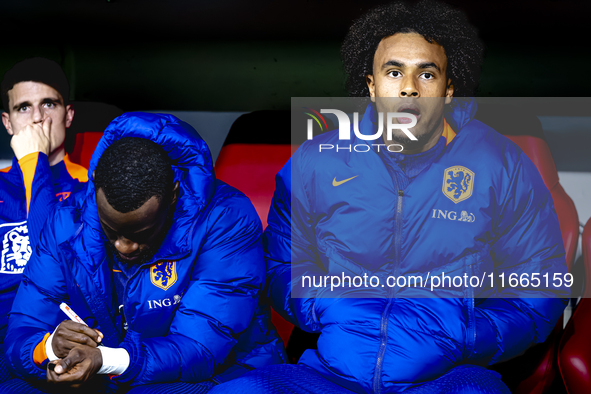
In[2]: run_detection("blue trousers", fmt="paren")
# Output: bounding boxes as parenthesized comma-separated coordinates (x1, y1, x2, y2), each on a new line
(0, 378, 215, 394)
(209, 364, 511, 394)
(0, 376, 118, 394)
(0, 345, 14, 384)
(126, 381, 215, 394)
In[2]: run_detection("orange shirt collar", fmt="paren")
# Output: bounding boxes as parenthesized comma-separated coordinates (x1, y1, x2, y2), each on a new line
(442, 119, 456, 145)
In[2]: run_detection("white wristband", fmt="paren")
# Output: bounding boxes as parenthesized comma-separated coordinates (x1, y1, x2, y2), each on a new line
(97, 346, 130, 375)
(45, 330, 59, 362)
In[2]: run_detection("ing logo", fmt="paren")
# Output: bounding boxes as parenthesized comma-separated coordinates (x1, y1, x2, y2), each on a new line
(443, 166, 474, 203)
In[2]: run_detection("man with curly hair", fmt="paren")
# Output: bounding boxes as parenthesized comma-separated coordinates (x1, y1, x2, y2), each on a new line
(341, 1, 482, 98)
(211, 1, 568, 393)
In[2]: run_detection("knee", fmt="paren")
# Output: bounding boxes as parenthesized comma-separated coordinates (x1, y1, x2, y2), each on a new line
(408, 365, 510, 394)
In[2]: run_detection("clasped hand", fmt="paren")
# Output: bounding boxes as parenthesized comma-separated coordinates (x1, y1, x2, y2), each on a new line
(46, 320, 104, 388)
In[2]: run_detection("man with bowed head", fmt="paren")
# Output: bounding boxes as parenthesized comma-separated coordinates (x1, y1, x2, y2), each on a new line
(2, 113, 285, 393)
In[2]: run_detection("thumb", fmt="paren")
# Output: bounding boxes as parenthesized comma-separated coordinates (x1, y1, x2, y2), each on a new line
(54, 349, 80, 374)
(42, 116, 52, 137)
(94, 329, 104, 343)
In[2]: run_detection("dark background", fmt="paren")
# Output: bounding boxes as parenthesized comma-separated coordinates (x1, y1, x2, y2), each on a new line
(1, 0, 590, 113)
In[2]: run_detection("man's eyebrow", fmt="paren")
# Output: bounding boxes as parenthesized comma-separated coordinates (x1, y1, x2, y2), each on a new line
(42, 97, 61, 104)
(381, 60, 442, 72)
(12, 97, 61, 111)
(12, 101, 31, 111)
(417, 62, 441, 72)
(382, 60, 404, 69)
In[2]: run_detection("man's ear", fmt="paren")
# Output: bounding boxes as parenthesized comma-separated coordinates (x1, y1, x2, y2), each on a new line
(366, 74, 376, 102)
(445, 78, 454, 105)
(2, 112, 13, 136)
(170, 181, 180, 207)
(65, 104, 75, 129)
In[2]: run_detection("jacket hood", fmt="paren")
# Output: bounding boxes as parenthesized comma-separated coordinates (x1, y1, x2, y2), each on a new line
(87, 112, 215, 205)
(80, 112, 215, 262)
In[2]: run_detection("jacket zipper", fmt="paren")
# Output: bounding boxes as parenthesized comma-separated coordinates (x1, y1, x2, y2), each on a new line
(372, 189, 404, 393)
(466, 264, 476, 356)
(119, 252, 187, 335)
(120, 260, 160, 334)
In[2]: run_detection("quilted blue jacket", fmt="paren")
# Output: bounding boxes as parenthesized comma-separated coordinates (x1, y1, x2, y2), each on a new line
(5, 113, 286, 386)
(0, 153, 86, 342)
(264, 101, 568, 393)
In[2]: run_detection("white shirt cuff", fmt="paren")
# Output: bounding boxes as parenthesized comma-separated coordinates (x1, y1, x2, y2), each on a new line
(45, 331, 59, 362)
(97, 346, 130, 375)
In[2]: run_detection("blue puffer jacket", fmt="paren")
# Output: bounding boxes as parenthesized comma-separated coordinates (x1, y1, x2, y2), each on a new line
(5, 113, 286, 386)
(264, 101, 568, 393)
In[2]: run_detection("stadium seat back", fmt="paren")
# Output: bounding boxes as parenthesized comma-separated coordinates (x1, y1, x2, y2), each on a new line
(215, 111, 296, 349)
(477, 104, 579, 394)
(68, 102, 122, 168)
(558, 218, 591, 394)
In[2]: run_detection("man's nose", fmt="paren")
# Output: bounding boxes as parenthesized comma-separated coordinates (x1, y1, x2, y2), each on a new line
(115, 237, 139, 255)
(399, 76, 419, 97)
(32, 106, 44, 123)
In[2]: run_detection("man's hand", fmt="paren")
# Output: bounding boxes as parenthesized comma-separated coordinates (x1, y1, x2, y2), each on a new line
(52, 320, 103, 359)
(10, 117, 52, 160)
(47, 346, 103, 388)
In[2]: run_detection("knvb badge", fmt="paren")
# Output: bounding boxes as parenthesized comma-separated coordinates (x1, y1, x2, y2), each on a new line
(1, 221, 31, 275)
(303, 108, 418, 153)
(443, 166, 474, 203)
(150, 260, 178, 291)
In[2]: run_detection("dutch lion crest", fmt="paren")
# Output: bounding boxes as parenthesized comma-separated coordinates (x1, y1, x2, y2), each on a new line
(1, 222, 31, 274)
(443, 166, 474, 203)
(150, 260, 177, 291)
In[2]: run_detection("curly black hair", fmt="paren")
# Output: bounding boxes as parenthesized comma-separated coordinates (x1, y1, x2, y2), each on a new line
(94, 137, 175, 213)
(341, 0, 484, 97)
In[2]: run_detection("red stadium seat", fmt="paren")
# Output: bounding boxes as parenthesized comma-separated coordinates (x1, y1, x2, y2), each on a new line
(558, 218, 591, 393)
(502, 134, 579, 394)
(477, 104, 579, 394)
(506, 135, 579, 269)
(70, 131, 104, 169)
(67, 102, 122, 168)
(216, 143, 293, 228)
(215, 111, 297, 349)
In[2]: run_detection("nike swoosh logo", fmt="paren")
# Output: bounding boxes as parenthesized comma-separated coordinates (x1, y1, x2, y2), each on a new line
(332, 176, 358, 187)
